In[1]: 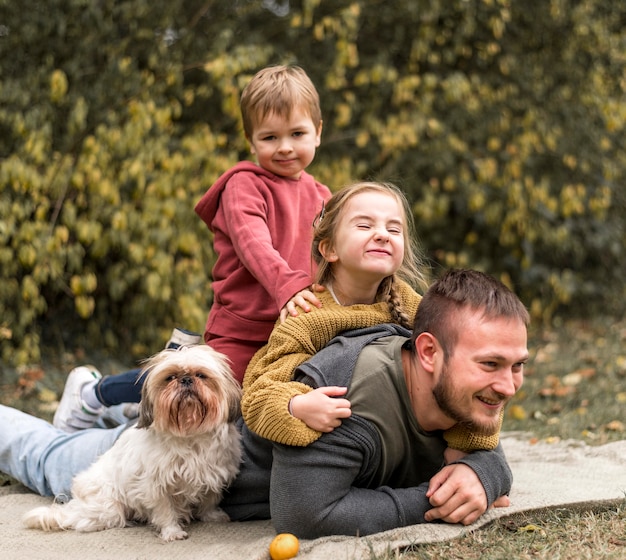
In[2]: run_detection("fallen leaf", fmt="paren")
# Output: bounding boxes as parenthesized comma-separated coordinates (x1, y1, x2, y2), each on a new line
(562, 372, 582, 386)
(554, 386, 574, 397)
(508, 405, 527, 420)
(576, 368, 596, 379)
(38, 388, 57, 403)
(518, 524, 545, 535)
(604, 420, 625, 432)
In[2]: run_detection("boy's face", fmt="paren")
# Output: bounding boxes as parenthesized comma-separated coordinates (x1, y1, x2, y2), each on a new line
(248, 108, 322, 179)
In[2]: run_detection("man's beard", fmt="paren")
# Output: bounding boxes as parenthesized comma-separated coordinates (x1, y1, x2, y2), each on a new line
(432, 364, 504, 436)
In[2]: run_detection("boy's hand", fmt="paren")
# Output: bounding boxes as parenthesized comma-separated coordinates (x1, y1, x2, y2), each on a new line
(280, 284, 325, 322)
(424, 463, 493, 525)
(289, 387, 351, 432)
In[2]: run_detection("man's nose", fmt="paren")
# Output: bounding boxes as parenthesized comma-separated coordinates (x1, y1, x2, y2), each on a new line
(493, 370, 518, 398)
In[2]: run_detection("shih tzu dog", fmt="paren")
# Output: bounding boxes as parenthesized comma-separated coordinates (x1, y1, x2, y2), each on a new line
(23, 345, 242, 542)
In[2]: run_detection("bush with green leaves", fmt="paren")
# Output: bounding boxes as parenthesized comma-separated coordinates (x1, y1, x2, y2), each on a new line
(1, 0, 624, 367)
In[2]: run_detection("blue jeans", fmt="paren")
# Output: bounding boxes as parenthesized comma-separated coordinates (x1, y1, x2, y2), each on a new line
(95, 368, 143, 406)
(0, 405, 126, 499)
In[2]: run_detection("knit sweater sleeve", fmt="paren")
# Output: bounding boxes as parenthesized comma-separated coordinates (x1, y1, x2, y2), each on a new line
(241, 293, 348, 446)
(241, 291, 408, 446)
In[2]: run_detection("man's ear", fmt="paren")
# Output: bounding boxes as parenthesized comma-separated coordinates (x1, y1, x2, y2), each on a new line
(414, 332, 439, 373)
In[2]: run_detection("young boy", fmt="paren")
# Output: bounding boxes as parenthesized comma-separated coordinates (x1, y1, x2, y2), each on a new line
(54, 65, 332, 432)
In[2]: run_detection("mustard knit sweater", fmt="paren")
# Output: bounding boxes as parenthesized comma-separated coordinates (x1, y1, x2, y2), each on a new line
(241, 281, 502, 450)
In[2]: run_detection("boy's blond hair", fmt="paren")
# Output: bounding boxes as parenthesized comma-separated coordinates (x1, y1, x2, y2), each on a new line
(240, 65, 322, 138)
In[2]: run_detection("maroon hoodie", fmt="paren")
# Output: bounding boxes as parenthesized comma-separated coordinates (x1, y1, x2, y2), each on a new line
(195, 161, 331, 343)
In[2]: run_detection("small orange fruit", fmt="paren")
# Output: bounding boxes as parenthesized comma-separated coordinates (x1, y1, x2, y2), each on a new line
(269, 533, 299, 560)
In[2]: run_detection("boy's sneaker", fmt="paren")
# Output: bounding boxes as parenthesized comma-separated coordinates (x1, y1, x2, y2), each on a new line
(165, 328, 202, 349)
(53, 366, 103, 433)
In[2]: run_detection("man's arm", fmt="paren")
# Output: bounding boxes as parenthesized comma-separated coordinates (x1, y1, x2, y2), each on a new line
(269, 417, 433, 538)
(269, 418, 513, 538)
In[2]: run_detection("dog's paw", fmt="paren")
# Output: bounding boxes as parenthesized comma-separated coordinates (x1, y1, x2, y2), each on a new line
(198, 507, 231, 523)
(158, 525, 188, 542)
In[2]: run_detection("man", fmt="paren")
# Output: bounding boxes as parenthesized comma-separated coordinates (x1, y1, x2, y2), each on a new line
(220, 269, 530, 537)
(0, 269, 529, 538)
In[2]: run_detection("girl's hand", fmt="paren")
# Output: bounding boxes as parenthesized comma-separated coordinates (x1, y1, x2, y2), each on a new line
(289, 387, 351, 432)
(280, 284, 325, 322)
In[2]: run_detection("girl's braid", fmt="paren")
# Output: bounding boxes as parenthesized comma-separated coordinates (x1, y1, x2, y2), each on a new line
(378, 277, 413, 330)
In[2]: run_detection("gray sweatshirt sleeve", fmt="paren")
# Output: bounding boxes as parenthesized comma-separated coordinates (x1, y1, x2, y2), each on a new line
(269, 417, 513, 539)
(269, 416, 433, 538)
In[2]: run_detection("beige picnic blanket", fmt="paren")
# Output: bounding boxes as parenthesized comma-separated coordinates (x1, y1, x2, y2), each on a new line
(1, 433, 625, 560)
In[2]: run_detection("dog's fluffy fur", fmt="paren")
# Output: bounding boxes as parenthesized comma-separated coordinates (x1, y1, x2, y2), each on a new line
(23, 345, 242, 541)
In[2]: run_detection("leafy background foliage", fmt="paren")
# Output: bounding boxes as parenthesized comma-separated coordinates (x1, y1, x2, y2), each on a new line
(1, 0, 625, 367)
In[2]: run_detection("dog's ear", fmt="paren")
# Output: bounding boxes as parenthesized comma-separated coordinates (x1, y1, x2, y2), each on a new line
(228, 395, 241, 424)
(135, 371, 153, 429)
(224, 376, 242, 424)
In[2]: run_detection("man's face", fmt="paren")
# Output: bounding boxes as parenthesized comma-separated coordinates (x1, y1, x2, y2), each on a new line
(432, 311, 529, 435)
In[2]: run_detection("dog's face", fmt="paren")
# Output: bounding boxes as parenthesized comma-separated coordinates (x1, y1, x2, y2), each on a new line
(136, 345, 241, 437)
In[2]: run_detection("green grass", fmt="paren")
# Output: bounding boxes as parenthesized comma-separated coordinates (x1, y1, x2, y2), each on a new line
(507, 316, 626, 445)
(393, 500, 626, 560)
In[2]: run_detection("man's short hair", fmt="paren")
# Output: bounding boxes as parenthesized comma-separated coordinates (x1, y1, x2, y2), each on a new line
(240, 65, 322, 138)
(411, 269, 530, 358)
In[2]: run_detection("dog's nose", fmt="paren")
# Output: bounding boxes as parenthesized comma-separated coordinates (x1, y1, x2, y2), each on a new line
(180, 376, 193, 386)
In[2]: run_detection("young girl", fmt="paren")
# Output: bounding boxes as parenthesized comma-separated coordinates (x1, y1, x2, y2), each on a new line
(241, 181, 504, 453)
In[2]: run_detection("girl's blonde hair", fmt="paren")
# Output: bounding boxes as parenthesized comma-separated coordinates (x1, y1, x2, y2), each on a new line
(240, 65, 322, 139)
(312, 181, 429, 329)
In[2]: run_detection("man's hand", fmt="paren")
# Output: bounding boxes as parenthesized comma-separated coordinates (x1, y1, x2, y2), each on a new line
(443, 447, 468, 465)
(279, 284, 325, 322)
(424, 463, 494, 525)
(289, 387, 351, 432)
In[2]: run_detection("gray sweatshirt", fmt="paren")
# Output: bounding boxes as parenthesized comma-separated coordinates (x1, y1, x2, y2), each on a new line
(221, 325, 513, 538)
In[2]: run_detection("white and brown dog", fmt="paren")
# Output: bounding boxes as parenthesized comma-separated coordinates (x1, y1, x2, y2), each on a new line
(23, 345, 242, 542)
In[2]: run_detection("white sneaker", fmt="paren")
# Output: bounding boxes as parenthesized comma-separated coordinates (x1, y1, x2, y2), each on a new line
(165, 328, 202, 349)
(53, 366, 103, 432)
